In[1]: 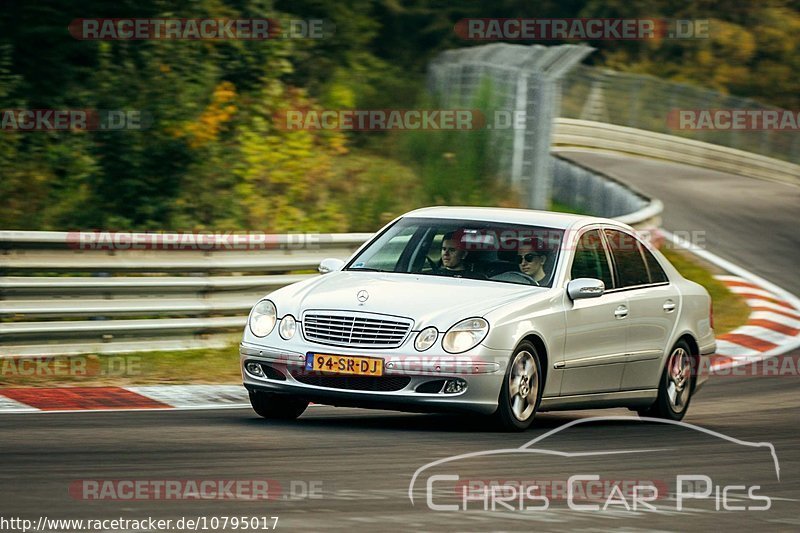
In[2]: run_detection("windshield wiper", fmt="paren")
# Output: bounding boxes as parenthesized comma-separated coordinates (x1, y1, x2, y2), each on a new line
(345, 267, 389, 272)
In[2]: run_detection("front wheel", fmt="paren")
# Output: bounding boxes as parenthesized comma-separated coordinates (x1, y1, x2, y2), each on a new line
(493, 341, 543, 431)
(249, 390, 308, 420)
(638, 340, 694, 421)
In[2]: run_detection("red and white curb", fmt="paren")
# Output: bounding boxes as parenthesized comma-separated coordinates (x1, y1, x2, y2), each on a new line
(1, 231, 798, 414)
(0, 385, 250, 414)
(711, 275, 800, 369)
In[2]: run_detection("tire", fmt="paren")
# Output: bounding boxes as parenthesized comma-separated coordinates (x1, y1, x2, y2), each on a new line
(638, 340, 694, 421)
(493, 341, 543, 431)
(249, 390, 308, 420)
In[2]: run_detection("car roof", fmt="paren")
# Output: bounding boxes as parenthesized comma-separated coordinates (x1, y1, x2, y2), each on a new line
(402, 206, 623, 231)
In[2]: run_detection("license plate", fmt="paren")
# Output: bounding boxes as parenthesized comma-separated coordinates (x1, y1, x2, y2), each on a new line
(305, 353, 384, 376)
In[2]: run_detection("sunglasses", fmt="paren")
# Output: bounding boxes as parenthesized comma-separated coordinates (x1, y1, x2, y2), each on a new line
(518, 253, 543, 263)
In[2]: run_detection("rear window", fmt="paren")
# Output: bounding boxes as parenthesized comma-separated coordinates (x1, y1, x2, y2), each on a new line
(642, 245, 669, 284)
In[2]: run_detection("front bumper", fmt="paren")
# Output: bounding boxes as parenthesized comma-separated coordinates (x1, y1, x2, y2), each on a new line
(240, 342, 510, 415)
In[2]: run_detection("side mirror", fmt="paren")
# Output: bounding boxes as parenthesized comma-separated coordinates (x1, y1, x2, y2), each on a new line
(318, 258, 345, 274)
(567, 278, 605, 300)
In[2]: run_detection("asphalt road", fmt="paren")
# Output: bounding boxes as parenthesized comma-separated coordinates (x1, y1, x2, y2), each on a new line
(1, 153, 798, 532)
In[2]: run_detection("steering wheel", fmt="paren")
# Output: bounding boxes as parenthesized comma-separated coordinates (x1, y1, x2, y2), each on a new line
(425, 256, 440, 272)
(489, 270, 538, 285)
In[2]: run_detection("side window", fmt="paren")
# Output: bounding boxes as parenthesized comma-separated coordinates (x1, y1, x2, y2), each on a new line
(642, 245, 669, 283)
(571, 229, 613, 288)
(604, 229, 649, 288)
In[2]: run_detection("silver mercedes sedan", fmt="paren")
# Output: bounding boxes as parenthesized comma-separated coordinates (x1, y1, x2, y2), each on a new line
(240, 207, 716, 430)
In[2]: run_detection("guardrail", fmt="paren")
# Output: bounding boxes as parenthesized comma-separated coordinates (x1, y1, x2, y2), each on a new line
(0, 233, 371, 356)
(552, 118, 800, 187)
(551, 154, 663, 229)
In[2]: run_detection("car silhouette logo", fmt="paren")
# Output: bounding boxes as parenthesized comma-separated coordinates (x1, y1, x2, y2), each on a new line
(408, 416, 781, 506)
(357, 290, 369, 303)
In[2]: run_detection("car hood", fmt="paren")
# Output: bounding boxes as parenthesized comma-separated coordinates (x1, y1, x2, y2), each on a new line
(269, 271, 546, 330)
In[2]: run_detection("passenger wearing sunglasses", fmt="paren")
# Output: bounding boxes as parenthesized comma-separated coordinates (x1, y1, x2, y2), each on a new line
(517, 239, 549, 285)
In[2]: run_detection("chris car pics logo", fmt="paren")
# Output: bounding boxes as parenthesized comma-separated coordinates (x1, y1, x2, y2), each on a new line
(409, 416, 778, 513)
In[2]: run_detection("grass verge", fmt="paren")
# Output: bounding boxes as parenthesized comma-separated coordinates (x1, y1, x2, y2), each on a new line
(661, 247, 750, 335)
(0, 346, 241, 388)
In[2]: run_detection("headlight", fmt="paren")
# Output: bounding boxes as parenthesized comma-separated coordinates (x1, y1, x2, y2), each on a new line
(414, 326, 438, 351)
(249, 300, 277, 337)
(279, 314, 297, 340)
(443, 318, 489, 353)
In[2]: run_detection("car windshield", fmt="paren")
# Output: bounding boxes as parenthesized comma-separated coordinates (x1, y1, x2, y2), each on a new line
(345, 217, 564, 287)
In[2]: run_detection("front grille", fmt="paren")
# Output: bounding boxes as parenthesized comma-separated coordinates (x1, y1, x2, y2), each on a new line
(290, 371, 411, 392)
(302, 311, 412, 348)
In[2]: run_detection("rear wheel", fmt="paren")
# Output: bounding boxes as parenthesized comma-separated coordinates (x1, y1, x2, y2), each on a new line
(493, 341, 543, 431)
(249, 390, 308, 420)
(638, 340, 694, 420)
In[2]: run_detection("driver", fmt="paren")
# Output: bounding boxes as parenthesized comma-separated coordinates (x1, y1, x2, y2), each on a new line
(440, 231, 468, 273)
(517, 237, 549, 285)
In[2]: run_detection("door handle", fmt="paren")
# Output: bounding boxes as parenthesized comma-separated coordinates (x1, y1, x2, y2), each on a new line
(663, 300, 676, 313)
(614, 305, 628, 319)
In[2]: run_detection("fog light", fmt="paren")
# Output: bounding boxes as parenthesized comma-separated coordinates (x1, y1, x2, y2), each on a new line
(443, 378, 467, 394)
(246, 362, 265, 377)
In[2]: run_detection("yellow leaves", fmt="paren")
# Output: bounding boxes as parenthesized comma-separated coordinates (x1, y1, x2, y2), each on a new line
(328, 133, 349, 155)
(182, 81, 238, 148)
(752, 7, 800, 56)
(174, 76, 429, 232)
(696, 49, 713, 68)
(710, 20, 756, 63)
(710, 64, 749, 89)
(213, 80, 236, 103)
(593, 5, 799, 109)
(234, 82, 351, 231)
(325, 77, 357, 108)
